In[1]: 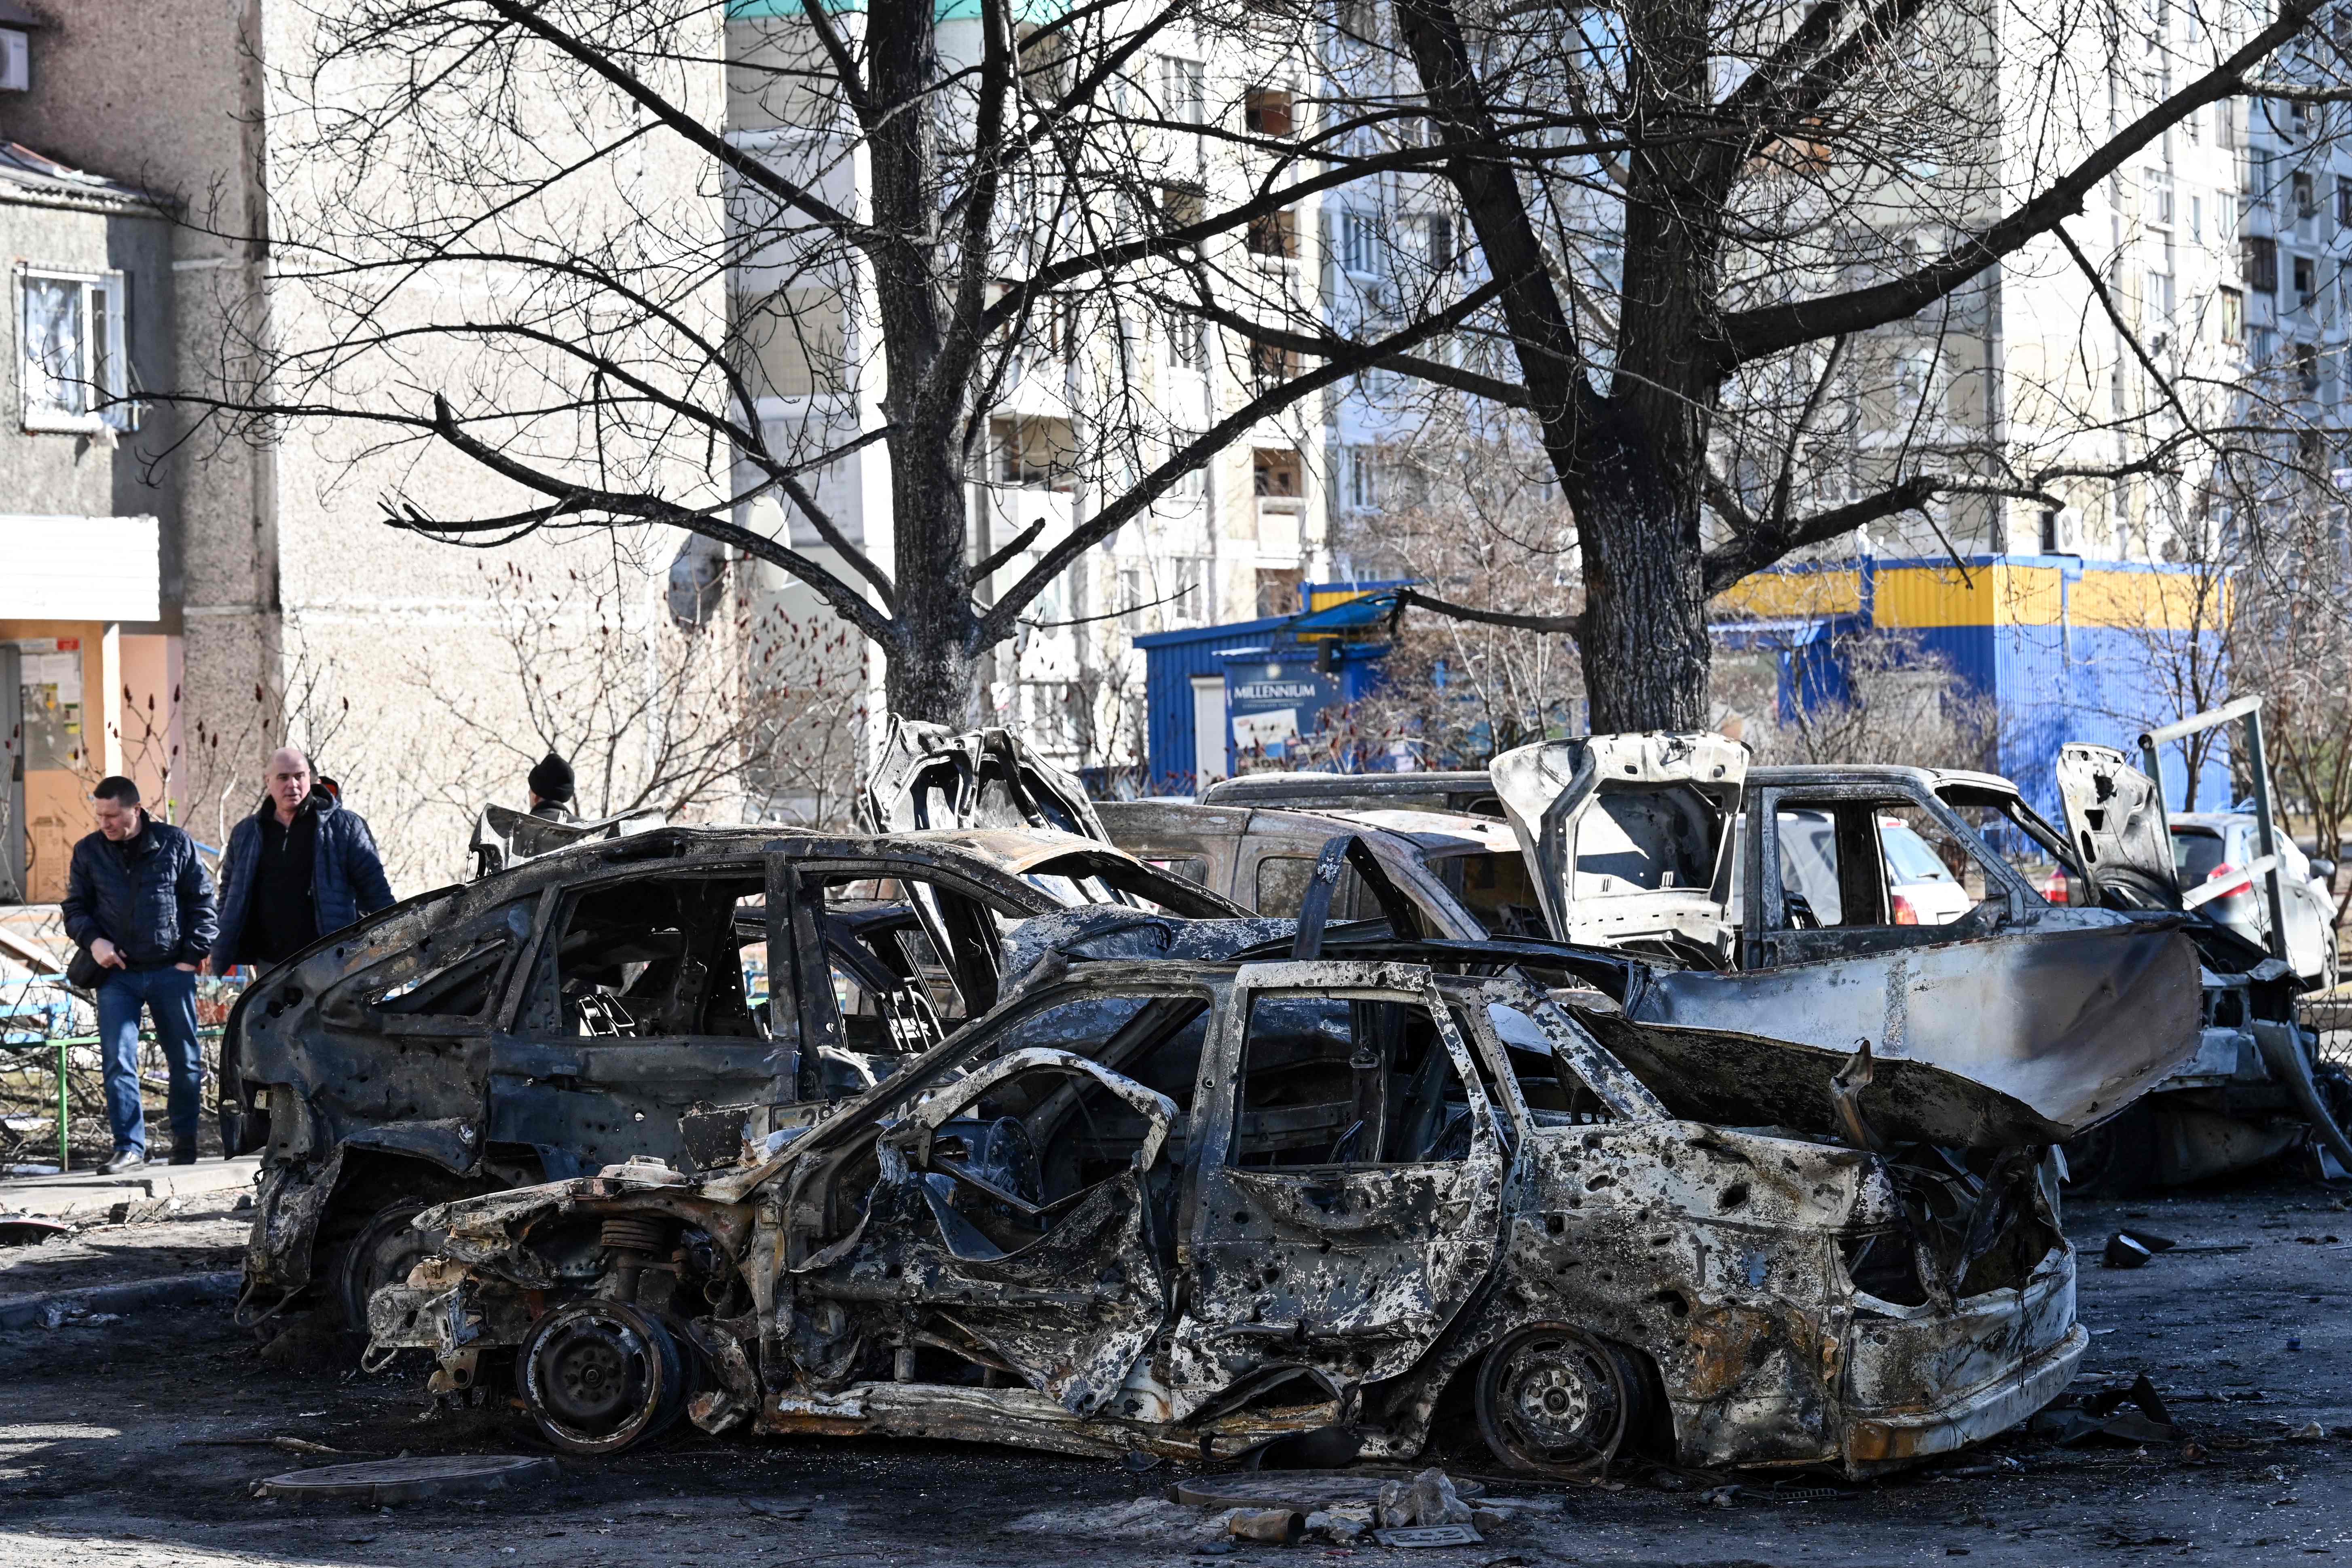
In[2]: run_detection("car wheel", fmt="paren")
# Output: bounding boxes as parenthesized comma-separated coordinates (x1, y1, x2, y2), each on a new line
(333, 1200, 446, 1333)
(1474, 1323, 1650, 1475)
(516, 1300, 691, 1456)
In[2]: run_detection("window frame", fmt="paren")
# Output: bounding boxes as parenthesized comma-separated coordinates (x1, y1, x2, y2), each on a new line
(17, 264, 132, 434)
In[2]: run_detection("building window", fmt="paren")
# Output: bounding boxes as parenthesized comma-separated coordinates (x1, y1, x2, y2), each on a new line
(1338, 210, 1380, 277)
(1249, 341, 1300, 389)
(1244, 87, 1295, 138)
(2215, 101, 2237, 149)
(2338, 176, 2352, 227)
(1162, 309, 1203, 370)
(2244, 236, 2279, 294)
(1158, 183, 1207, 228)
(1247, 208, 1300, 262)
(1421, 211, 1457, 274)
(1342, 447, 1380, 511)
(17, 267, 130, 432)
(1161, 56, 1204, 123)
(2296, 340, 2320, 393)
(990, 416, 1077, 490)
(1254, 447, 1303, 497)
(1167, 429, 1205, 499)
(2295, 169, 2317, 221)
(2295, 253, 2318, 309)
(2220, 285, 2244, 344)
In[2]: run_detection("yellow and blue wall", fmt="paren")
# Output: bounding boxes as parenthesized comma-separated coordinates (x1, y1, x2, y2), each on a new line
(1714, 554, 2233, 820)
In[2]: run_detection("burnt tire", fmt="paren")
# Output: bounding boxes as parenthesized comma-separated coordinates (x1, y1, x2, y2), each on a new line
(516, 1301, 690, 1457)
(332, 1199, 446, 1334)
(2062, 1099, 2158, 1197)
(1474, 1323, 1652, 1476)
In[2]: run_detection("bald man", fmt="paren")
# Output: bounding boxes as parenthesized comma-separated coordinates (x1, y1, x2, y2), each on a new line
(212, 747, 396, 974)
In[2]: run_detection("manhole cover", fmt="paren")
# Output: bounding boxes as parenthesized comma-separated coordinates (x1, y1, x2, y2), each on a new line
(258, 1454, 555, 1504)
(1175, 1470, 1485, 1513)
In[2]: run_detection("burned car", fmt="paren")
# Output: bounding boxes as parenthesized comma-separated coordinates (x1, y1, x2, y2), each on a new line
(376, 890, 2090, 1477)
(1098, 799, 1540, 938)
(225, 823, 1242, 1327)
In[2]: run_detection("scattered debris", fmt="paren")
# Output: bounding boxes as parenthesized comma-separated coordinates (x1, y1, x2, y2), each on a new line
(2032, 1375, 2181, 1446)
(2102, 1230, 2178, 1269)
(1224, 1509, 1299, 1545)
(1698, 1485, 1742, 1508)
(104, 1194, 182, 1226)
(254, 1454, 553, 1505)
(0, 1213, 70, 1246)
(1375, 1524, 1485, 1548)
(1379, 1468, 1475, 1530)
(185, 1436, 352, 1456)
(2288, 1422, 2327, 1441)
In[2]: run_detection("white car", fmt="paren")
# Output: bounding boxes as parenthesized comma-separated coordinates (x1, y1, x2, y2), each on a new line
(1728, 810, 1976, 928)
(2168, 812, 2339, 989)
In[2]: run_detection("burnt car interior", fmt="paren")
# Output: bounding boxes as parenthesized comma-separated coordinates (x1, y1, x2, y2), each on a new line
(535, 871, 768, 1040)
(1231, 994, 1487, 1169)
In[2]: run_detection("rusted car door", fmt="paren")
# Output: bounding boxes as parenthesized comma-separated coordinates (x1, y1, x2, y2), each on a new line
(1170, 961, 1510, 1414)
(487, 857, 779, 1176)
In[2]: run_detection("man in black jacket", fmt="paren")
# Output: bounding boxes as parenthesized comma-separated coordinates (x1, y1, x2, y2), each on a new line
(212, 747, 395, 973)
(61, 776, 217, 1173)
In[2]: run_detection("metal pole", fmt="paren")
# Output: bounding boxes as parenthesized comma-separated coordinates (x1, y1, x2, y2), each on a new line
(2246, 708, 2292, 966)
(56, 1038, 67, 1173)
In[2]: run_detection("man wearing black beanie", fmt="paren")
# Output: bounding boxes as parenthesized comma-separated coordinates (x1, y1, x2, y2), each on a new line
(527, 752, 577, 820)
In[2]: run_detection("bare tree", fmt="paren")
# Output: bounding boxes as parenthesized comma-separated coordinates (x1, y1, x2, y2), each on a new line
(1334, 422, 1586, 764)
(1267, 0, 2340, 733)
(1751, 628, 1999, 771)
(156, 0, 1512, 727)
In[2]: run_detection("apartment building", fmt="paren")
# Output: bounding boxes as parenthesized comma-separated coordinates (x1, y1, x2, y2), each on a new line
(3, 1, 731, 887)
(723, 3, 1329, 780)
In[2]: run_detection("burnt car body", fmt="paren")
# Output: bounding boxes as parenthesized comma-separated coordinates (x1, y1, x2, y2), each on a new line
(1199, 769, 1505, 819)
(1490, 735, 2204, 1142)
(225, 823, 1242, 1327)
(376, 911, 2085, 1479)
(1098, 800, 1542, 937)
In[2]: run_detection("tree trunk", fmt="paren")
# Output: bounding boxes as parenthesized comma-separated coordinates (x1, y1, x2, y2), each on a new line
(1564, 433, 1713, 733)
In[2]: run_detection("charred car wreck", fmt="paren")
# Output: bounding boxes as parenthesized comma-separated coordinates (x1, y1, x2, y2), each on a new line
(225, 822, 1243, 1327)
(368, 841, 2168, 1478)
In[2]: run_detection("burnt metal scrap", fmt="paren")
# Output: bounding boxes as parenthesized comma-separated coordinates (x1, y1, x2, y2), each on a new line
(375, 917, 2090, 1478)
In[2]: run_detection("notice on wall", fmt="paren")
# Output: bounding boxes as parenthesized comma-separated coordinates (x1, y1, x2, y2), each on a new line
(8, 637, 86, 773)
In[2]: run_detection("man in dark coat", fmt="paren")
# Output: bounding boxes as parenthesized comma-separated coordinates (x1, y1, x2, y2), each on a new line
(60, 776, 217, 1172)
(527, 752, 576, 820)
(212, 747, 396, 975)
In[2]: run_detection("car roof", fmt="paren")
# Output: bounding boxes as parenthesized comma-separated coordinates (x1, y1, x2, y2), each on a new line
(1322, 808, 1521, 852)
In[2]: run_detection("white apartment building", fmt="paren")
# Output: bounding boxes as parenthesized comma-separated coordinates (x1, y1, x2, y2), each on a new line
(723, 4, 1332, 780)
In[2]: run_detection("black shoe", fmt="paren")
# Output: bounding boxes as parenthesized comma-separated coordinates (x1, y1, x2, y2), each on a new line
(96, 1149, 147, 1175)
(169, 1145, 198, 1166)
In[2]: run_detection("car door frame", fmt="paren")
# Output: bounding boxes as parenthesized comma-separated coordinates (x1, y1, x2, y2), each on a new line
(1169, 959, 1515, 1420)
(485, 852, 781, 1175)
(1741, 779, 2029, 969)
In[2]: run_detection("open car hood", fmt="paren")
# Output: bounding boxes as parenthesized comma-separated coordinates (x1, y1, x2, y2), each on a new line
(2055, 744, 2181, 908)
(862, 718, 1109, 842)
(468, 803, 666, 878)
(1491, 733, 1746, 953)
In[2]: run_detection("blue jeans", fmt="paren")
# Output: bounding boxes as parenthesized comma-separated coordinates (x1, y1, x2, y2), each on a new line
(95, 966, 203, 1159)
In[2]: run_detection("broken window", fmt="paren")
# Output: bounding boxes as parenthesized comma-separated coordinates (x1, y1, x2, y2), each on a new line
(1476, 1002, 1614, 1122)
(802, 872, 1011, 1046)
(1254, 854, 1383, 920)
(1429, 850, 1545, 936)
(1231, 992, 1474, 1168)
(537, 870, 768, 1038)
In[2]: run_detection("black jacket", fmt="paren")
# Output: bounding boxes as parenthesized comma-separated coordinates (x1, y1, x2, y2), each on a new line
(213, 788, 396, 969)
(61, 815, 218, 970)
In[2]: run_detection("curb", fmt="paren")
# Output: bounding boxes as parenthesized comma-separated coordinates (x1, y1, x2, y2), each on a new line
(0, 1269, 240, 1331)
